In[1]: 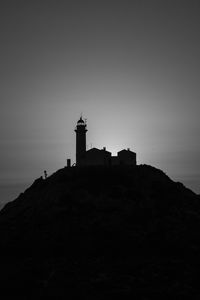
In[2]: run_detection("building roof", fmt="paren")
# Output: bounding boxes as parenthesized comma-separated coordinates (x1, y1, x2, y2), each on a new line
(86, 147, 111, 155)
(118, 149, 136, 155)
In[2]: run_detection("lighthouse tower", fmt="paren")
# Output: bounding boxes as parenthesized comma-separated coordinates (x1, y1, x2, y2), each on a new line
(75, 116, 87, 166)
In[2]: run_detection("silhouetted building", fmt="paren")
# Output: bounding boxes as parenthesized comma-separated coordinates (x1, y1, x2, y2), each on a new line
(117, 149, 136, 165)
(82, 147, 111, 166)
(75, 117, 136, 166)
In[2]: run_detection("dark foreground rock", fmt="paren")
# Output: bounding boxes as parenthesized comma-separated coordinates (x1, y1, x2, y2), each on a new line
(0, 165, 200, 299)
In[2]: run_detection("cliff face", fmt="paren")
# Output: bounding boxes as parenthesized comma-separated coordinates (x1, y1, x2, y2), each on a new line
(0, 165, 200, 298)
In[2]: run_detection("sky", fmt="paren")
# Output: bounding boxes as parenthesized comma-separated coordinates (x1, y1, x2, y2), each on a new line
(0, 0, 200, 205)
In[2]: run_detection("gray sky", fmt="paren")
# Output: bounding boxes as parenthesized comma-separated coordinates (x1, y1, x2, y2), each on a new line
(0, 0, 200, 201)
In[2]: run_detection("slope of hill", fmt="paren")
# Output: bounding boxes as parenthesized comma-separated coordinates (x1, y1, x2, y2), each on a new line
(0, 165, 200, 299)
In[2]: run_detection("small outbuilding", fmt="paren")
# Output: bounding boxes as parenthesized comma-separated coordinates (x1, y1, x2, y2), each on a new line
(117, 149, 136, 165)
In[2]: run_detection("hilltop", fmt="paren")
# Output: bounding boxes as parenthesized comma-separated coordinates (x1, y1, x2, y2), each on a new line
(0, 165, 200, 298)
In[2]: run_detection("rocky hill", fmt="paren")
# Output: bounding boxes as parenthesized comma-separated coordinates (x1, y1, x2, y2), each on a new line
(0, 165, 200, 299)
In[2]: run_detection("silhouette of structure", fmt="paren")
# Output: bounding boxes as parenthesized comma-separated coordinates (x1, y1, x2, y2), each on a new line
(75, 117, 136, 166)
(75, 116, 87, 165)
(67, 159, 71, 167)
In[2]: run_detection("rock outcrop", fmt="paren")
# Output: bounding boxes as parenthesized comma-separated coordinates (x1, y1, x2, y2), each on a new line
(0, 165, 199, 298)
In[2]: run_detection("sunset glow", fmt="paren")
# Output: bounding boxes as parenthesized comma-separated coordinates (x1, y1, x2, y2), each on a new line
(0, 0, 200, 205)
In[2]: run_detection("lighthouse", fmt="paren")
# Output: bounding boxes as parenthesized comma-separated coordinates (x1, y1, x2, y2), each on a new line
(75, 116, 87, 166)
(74, 117, 136, 167)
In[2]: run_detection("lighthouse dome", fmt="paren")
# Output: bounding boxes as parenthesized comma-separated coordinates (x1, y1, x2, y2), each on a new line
(77, 117, 85, 124)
